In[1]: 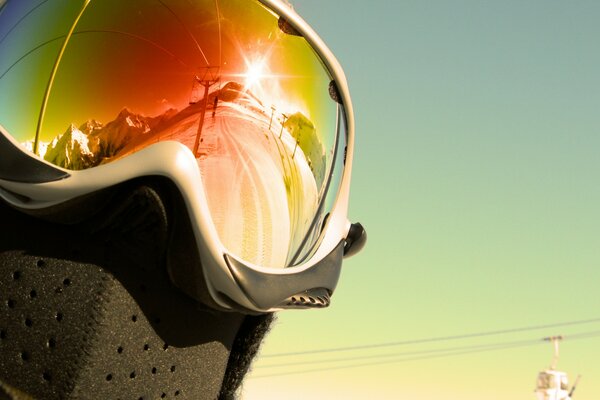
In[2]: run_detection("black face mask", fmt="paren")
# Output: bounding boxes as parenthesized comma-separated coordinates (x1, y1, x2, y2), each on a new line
(0, 178, 273, 400)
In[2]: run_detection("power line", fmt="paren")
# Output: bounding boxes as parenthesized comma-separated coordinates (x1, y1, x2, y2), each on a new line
(261, 317, 600, 358)
(157, 0, 209, 66)
(256, 329, 600, 370)
(255, 340, 539, 369)
(256, 338, 539, 369)
(0, 0, 50, 47)
(251, 330, 600, 379)
(253, 340, 539, 379)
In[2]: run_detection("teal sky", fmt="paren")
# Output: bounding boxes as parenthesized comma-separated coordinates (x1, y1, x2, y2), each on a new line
(244, 1, 600, 399)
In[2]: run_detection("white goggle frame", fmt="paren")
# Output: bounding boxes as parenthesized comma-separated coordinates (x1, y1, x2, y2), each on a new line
(0, 0, 359, 313)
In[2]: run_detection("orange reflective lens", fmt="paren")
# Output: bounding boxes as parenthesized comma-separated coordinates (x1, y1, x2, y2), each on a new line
(0, 0, 346, 268)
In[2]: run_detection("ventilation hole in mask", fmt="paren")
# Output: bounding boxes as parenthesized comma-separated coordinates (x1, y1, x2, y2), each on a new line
(117, 346, 124, 354)
(143, 344, 150, 351)
(29, 290, 37, 299)
(63, 278, 71, 286)
(175, 390, 180, 396)
(131, 315, 138, 322)
(20, 351, 30, 361)
(151, 367, 157, 375)
(24, 318, 33, 327)
(129, 371, 136, 379)
(0, 329, 6, 339)
(55, 312, 63, 322)
(105, 374, 113, 381)
(7, 299, 15, 308)
(36, 259, 45, 268)
(12, 270, 21, 280)
(42, 371, 52, 382)
(170, 365, 176, 373)
(47, 338, 56, 349)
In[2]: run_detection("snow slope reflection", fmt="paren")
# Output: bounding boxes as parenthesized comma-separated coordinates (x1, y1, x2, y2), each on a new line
(132, 83, 319, 267)
(32, 82, 319, 268)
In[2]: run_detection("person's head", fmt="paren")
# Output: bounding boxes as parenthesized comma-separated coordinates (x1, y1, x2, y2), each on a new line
(0, 0, 365, 314)
(0, 1, 365, 397)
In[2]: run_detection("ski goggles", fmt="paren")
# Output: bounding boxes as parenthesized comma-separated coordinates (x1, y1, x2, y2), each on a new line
(0, 0, 365, 312)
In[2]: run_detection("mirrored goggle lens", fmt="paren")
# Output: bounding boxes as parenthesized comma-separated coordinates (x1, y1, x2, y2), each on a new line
(0, 0, 347, 269)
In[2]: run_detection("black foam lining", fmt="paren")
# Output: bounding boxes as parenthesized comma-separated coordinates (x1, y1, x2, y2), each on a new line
(0, 180, 273, 399)
(220, 314, 274, 400)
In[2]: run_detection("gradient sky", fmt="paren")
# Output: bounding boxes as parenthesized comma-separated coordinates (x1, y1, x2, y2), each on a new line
(243, 1, 600, 399)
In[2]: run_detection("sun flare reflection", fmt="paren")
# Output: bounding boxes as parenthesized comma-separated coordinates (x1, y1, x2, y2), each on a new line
(243, 59, 266, 90)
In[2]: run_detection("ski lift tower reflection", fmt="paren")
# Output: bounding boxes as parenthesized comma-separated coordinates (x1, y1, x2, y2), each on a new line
(191, 66, 220, 157)
(534, 336, 581, 400)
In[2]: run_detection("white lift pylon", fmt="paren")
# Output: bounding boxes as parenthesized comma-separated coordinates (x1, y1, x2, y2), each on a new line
(534, 336, 581, 400)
